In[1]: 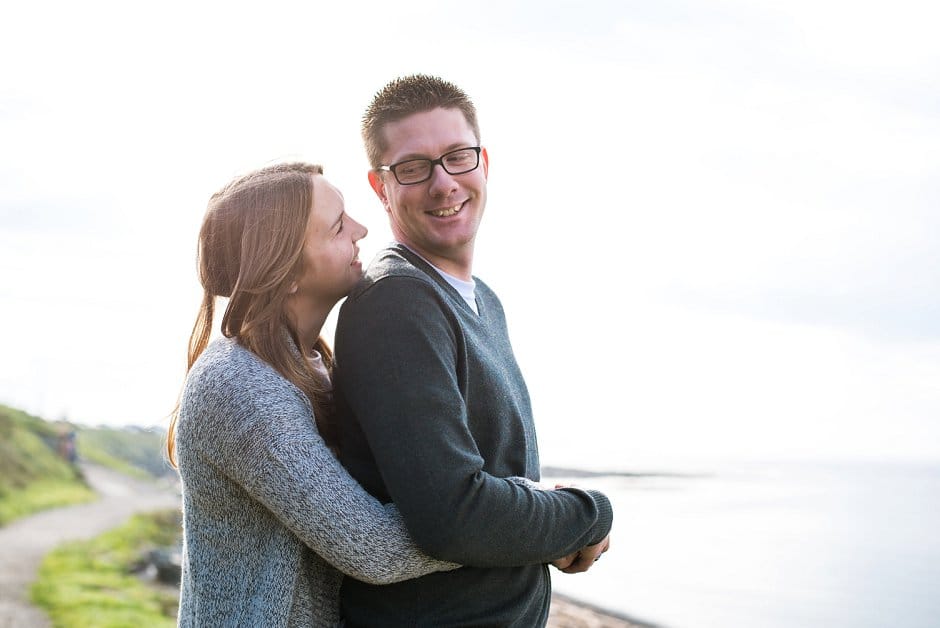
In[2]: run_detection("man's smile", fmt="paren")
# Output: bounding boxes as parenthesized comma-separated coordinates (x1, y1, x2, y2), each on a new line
(428, 202, 463, 218)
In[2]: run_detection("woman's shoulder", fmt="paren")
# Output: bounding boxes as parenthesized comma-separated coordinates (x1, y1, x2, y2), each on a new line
(184, 337, 305, 411)
(178, 338, 315, 449)
(189, 337, 261, 382)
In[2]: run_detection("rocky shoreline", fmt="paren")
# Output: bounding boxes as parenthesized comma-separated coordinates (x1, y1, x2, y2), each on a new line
(549, 594, 652, 628)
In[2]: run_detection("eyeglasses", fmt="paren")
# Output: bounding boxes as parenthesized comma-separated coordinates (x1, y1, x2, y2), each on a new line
(377, 147, 482, 185)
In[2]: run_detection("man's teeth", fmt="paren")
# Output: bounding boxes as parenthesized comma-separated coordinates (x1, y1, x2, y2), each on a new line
(430, 204, 461, 217)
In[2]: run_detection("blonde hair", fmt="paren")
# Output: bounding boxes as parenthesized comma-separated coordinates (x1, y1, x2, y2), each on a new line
(167, 162, 336, 466)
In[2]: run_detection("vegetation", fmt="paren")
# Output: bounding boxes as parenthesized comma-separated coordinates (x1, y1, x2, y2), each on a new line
(31, 509, 180, 628)
(2, 403, 183, 624)
(0, 405, 94, 525)
(0, 479, 96, 527)
(0, 403, 175, 525)
(77, 425, 175, 480)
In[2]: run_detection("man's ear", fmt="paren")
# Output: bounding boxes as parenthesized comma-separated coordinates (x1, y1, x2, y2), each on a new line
(368, 170, 390, 211)
(480, 147, 490, 180)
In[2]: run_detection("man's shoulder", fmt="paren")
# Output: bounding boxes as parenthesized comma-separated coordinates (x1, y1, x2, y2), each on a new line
(348, 246, 438, 301)
(368, 245, 430, 280)
(472, 276, 497, 300)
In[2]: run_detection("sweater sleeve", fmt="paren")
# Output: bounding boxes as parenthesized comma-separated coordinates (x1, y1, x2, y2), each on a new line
(335, 277, 614, 566)
(188, 352, 460, 585)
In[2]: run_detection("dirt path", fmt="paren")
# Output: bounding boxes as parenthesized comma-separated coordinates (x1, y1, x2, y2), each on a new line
(0, 466, 637, 628)
(0, 464, 180, 628)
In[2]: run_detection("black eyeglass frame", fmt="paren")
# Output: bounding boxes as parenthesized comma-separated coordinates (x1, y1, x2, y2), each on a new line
(377, 146, 483, 185)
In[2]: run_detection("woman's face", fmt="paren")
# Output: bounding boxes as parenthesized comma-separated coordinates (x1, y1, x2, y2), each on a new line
(291, 175, 368, 305)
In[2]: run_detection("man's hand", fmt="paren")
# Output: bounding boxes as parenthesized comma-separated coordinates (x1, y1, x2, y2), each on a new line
(551, 535, 610, 574)
(550, 550, 579, 571)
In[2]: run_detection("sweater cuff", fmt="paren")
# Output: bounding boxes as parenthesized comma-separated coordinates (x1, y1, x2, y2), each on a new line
(584, 489, 614, 546)
(505, 475, 546, 491)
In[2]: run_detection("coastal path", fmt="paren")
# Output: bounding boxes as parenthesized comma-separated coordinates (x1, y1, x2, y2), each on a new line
(0, 464, 179, 628)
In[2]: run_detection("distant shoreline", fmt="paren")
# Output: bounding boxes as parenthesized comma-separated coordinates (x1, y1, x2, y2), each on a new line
(541, 465, 709, 480)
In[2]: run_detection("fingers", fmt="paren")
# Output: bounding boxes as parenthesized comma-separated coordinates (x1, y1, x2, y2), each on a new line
(560, 551, 595, 574)
(551, 551, 579, 570)
(560, 536, 610, 574)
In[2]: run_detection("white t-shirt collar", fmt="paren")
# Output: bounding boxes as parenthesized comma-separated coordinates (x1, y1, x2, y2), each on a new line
(398, 242, 478, 314)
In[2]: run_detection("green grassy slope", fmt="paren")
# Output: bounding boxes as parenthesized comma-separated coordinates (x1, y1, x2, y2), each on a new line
(0, 404, 95, 525)
(0, 404, 176, 525)
(76, 425, 175, 480)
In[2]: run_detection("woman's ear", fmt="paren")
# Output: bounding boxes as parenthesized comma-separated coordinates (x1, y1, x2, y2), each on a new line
(288, 281, 298, 295)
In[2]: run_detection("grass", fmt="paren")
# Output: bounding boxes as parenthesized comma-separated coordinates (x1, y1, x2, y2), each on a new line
(77, 425, 175, 481)
(30, 509, 181, 628)
(0, 402, 177, 526)
(0, 479, 96, 526)
(78, 448, 154, 481)
(0, 404, 94, 525)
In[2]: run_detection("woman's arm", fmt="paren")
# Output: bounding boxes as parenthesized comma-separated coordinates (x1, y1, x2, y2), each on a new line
(185, 351, 459, 585)
(239, 413, 460, 584)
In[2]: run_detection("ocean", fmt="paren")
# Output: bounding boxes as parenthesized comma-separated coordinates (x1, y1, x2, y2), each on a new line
(543, 460, 940, 628)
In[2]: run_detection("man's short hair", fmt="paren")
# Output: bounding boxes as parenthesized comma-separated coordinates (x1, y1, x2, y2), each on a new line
(362, 74, 480, 169)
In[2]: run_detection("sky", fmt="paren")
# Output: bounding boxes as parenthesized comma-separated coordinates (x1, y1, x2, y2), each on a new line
(1, 0, 938, 470)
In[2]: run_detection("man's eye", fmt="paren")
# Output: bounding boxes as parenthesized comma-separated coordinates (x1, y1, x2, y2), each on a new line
(397, 162, 427, 177)
(445, 152, 473, 166)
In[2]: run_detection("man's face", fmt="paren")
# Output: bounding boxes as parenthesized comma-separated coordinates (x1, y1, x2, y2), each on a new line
(368, 107, 489, 277)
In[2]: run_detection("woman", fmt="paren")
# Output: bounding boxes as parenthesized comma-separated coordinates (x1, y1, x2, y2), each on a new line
(166, 162, 460, 626)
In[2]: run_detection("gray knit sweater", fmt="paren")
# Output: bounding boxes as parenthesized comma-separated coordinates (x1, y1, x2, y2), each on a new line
(174, 337, 459, 627)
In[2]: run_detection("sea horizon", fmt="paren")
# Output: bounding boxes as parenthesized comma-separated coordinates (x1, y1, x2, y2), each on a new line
(542, 458, 940, 628)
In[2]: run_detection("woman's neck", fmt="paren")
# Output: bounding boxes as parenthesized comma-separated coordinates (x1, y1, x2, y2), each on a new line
(286, 299, 332, 350)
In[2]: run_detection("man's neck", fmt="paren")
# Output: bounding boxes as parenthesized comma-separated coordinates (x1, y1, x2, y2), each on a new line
(396, 241, 473, 281)
(397, 242, 479, 314)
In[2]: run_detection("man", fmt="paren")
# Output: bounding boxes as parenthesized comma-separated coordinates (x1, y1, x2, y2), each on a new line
(333, 74, 613, 627)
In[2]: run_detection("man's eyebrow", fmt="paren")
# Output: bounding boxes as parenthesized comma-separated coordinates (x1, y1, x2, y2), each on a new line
(395, 143, 474, 161)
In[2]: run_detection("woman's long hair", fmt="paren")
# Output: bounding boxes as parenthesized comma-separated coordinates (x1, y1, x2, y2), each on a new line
(167, 162, 336, 466)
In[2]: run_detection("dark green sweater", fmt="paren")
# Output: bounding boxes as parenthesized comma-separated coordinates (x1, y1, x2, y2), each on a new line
(334, 245, 613, 627)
